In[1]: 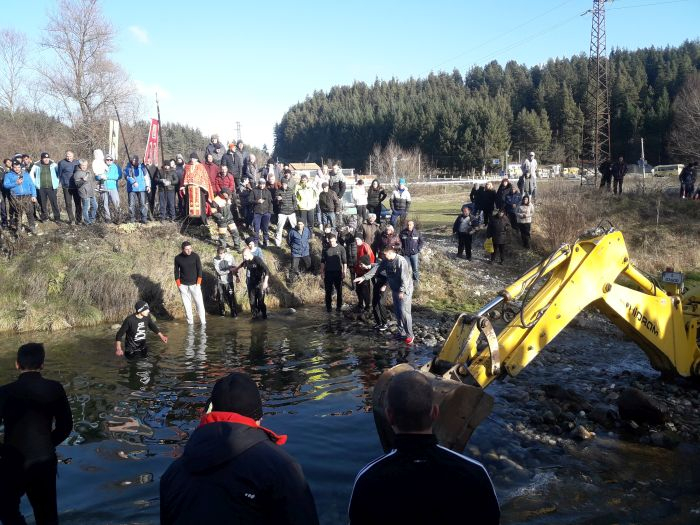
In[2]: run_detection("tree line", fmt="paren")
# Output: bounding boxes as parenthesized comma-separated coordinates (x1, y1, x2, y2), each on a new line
(273, 41, 700, 171)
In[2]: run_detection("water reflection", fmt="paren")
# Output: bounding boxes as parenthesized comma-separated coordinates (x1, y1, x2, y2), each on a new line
(0, 309, 699, 524)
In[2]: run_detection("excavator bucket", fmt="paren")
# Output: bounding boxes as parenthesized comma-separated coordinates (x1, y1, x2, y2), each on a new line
(372, 363, 494, 453)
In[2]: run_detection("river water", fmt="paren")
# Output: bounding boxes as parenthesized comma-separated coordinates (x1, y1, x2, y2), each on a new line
(1, 307, 699, 524)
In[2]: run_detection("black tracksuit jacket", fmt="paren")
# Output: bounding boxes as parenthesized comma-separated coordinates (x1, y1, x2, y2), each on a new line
(349, 433, 500, 525)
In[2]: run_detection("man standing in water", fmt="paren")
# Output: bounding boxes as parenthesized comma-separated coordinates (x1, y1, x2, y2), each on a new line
(234, 248, 270, 320)
(174, 241, 207, 325)
(0, 343, 73, 525)
(355, 243, 414, 344)
(115, 301, 168, 358)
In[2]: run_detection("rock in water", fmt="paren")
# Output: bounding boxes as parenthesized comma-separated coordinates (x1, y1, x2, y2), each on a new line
(617, 387, 667, 425)
(571, 425, 594, 441)
(286, 308, 296, 315)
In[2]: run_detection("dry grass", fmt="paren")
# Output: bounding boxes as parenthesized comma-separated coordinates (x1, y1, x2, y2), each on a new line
(1, 177, 696, 333)
(533, 180, 700, 275)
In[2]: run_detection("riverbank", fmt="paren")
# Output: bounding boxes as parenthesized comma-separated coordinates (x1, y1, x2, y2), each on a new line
(0, 182, 697, 333)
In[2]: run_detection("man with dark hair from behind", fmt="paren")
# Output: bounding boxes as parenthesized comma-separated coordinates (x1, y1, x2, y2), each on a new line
(348, 371, 500, 524)
(0, 343, 73, 525)
(160, 371, 319, 525)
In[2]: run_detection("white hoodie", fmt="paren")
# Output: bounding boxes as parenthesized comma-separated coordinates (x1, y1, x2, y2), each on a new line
(92, 149, 108, 179)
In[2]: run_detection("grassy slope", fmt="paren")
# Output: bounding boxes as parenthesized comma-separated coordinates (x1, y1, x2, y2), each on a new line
(0, 179, 697, 333)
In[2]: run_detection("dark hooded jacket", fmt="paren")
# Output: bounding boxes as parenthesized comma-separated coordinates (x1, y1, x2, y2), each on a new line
(160, 414, 319, 525)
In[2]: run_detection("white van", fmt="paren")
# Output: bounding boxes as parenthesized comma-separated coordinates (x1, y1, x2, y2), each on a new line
(652, 164, 684, 177)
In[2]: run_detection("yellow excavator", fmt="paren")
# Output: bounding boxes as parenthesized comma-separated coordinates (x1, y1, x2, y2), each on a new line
(373, 224, 700, 452)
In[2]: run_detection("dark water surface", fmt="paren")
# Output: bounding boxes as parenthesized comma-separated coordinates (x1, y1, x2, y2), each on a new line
(1, 308, 699, 524)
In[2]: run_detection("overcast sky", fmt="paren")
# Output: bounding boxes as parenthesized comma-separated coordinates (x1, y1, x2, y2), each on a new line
(4, 0, 699, 149)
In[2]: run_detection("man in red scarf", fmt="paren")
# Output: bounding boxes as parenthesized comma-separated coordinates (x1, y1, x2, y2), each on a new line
(160, 372, 319, 525)
(180, 152, 213, 224)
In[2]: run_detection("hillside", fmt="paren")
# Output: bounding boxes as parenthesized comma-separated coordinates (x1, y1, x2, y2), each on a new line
(0, 183, 697, 334)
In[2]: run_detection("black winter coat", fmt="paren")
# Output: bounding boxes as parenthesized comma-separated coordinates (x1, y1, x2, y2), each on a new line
(160, 419, 319, 525)
(249, 187, 272, 214)
(495, 183, 512, 209)
(487, 214, 509, 244)
(318, 190, 340, 213)
(480, 189, 496, 212)
(276, 186, 296, 215)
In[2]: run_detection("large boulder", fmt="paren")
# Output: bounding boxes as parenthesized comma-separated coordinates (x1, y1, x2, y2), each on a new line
(617, 387, 667, 425)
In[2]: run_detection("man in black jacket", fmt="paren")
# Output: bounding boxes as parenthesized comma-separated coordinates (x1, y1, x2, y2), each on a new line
(274, 177, 297, 247)
(399, 219, 423, 281)
(174, 241, 206, 325)
(250, 178, 272, 247)
(0, 343, 73, 525)
(160, 372, 319, 525)
(611, 156, 627, 195)
(348, 370, 499, 525)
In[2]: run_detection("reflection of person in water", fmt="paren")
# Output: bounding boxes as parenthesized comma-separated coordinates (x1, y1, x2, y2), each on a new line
(115, 301, 168, 358)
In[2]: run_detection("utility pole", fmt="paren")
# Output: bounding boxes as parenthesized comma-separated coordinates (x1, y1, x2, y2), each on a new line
(640, 137, 646, 193)
(582, 0, 612, 188)
(236, 121, 242, 141)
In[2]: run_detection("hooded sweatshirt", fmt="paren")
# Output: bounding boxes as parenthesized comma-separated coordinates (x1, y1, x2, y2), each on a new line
(160, 413, 319, 525)
(92, 149, 108, 180)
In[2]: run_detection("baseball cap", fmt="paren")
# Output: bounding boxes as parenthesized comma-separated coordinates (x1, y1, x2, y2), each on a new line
(40, 152, 50, 159)
(135, 300, 150, 313)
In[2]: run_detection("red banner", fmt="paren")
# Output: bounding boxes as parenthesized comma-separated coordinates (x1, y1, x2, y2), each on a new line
(144, 118, 160, 165)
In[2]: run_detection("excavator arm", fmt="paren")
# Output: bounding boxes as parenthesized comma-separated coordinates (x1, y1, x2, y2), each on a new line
(435, 227, 700, 387)
(373, 226, 700, 452)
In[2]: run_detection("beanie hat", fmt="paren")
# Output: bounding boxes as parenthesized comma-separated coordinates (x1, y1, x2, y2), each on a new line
(135, 300, 149, 313)
(398, 178, 406, 185)
(40, 152, 50, 159)
(211, 372, 263, 419)
(189, 152, 199, 160)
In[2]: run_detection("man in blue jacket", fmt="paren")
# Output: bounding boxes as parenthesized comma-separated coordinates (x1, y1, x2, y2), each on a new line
(29, 152, 61, 222)
(287, 220, 312, 282)
(100, 154, 122, 222)
(124, 155, 150, 223)
(56, 150, 81, 224)
(3, 160, 37, 233)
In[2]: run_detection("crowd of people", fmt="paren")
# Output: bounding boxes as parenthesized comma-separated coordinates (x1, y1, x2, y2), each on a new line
(0, 138, 558, 525)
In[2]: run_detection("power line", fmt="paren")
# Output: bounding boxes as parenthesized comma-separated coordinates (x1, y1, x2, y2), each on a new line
(425, 0, 578, 74)
(469, 11, 584, 67)
(608, 0, 689, 10)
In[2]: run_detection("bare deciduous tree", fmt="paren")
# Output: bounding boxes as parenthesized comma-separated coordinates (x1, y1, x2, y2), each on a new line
(669, 72, 700, 163)
(369, 140, 430, 183)
(40, 0, 138, 149)
(0, 29, 29, 113)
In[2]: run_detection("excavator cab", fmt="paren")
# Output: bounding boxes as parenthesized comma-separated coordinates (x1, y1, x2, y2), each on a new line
(373, 225, 700, 453)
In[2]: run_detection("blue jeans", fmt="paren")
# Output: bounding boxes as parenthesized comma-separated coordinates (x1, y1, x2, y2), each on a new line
(101, 189, 120, 221)
(253, 212, 271, 243)
(390, 210, 406, 226)
(81, 197, 97, 224)
(321, 211, 336, 228)
(128, 191, 148, 222)
(405, 254, 419, 281)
